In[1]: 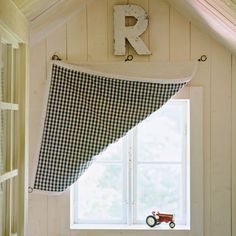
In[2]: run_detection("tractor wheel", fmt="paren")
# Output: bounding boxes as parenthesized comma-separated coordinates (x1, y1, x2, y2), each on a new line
(146, 215, 157, 227)
(169, 222, 175, 228)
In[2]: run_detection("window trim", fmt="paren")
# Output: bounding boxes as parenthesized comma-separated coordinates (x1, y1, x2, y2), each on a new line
(70, 86, 203, 235)
(132, 99, 189, 225)
(0, 37, 28, 236)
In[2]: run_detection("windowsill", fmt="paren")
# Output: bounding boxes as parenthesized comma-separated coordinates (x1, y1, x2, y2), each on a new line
(70, 224, 190, 231)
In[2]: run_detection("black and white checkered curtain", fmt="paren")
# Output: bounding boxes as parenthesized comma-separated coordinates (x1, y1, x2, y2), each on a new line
(34, 62, 188, 192)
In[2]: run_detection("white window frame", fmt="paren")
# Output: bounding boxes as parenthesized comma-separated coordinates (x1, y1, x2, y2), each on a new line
(70, 86, 203, 236)
(0, 30, 28, 236)
(131, 100, 189, 225)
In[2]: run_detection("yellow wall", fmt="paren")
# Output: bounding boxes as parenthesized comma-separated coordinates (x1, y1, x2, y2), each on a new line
(28, 0, 236, 236)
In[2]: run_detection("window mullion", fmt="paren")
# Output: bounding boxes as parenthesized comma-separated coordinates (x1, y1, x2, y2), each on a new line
(0, 102, 19, 110)
(183, 100, 190, 226)
(130, 129, 136, 225)
(7, 44, 14, 105)
(7, 44, 14, 170)
(122, 136, 128, 224)
(71, 181, 79, 224)
(0, 169, 18, 183)
(5, 44, 14, 236)
(124, 134, 130, 225)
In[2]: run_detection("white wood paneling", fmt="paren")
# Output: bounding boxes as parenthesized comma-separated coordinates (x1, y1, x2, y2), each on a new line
(67, 11, 87, 62)
(211, 41, 232, 236)
(46, 25, 67, 64)
(29, 40, 47, 187)
(232, 55, 236, 236)
(149, 0, 170, 62)
(48, 191, 70, 236)
(190, 24, 212, 236)
(87, 0, 108, 61)
(28, 39, 48, 236)
(170, 7, 190, 61)
(28, 1, 236, 236)
(29, 0, 86, 46)
(28, 194, 48, 236)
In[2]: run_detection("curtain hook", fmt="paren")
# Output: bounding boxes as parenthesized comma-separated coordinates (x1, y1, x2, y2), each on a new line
(125, 54, 133, 62)
(198, 55, 207, 62)
(28, 186, 34, 193)
(51, 54, 62, 61)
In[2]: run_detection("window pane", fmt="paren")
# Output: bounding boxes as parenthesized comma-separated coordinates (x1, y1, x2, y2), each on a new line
(12, 176, 18, 233)
(136, 164, 185, 224)
(0, 110, 7, 175)
(137, 100, 188, 162)
(0, 182, 6, 236)
(77, 163, 124, 222)
(13, 48, 18, 104)
(1, 44, 9, 103)
(12, 111, 18, 170)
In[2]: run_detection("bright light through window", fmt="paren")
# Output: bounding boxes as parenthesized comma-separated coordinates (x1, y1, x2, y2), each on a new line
(71, 99, 190, 227)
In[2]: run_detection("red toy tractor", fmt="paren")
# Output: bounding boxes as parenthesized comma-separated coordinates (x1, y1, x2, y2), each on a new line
(146, 211, 175, 228)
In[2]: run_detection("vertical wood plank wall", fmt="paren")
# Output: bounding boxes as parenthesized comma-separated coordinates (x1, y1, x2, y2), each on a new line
(28, 0, 236, 235)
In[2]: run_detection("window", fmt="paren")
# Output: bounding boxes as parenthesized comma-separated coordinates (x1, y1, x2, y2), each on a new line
(71, 87, 203, 233)
(0, 37, 28, 236)
(0, 42, 20, 236)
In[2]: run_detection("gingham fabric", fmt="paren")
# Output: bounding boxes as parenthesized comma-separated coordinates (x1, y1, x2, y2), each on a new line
(34, 62, 187, 192)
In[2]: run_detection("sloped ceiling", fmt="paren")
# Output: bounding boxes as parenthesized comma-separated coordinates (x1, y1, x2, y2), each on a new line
(13, 0, 64, 21)
(13, 0, 236, 54)
(166, 0, 236, 54)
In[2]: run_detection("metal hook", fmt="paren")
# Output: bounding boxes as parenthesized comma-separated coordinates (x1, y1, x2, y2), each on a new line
(125, 54, 133, 62)
(28, 186, 33, 194)
(198, 55, 207, 62)
(51, 54, 62, 61)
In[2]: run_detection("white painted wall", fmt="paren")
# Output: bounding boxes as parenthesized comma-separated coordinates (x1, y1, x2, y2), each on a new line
(28, 0, 236, 236)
